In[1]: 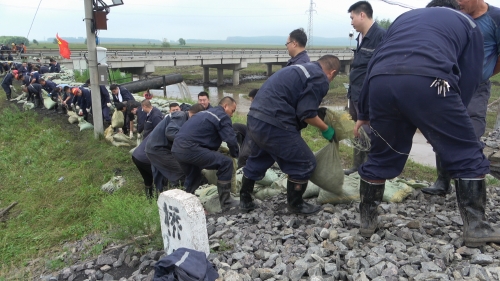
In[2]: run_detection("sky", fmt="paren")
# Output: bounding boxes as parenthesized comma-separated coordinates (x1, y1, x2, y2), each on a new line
(2, 0, 500, 42)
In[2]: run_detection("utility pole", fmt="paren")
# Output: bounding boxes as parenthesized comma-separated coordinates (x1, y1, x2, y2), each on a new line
(84, 0, 104, 138)
(307, 0, 316, 48)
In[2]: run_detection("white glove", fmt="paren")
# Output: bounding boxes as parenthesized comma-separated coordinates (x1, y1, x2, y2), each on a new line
(9, 85, 13, 88)
(76, 106, 80, 110)
(86, 108, 90, 113)
(107, 103, 111, 107)
(118, 128, 123, 133)
(137, 133, 141, 139)
(129, 131, 134, 139)
(78, 109, 83, 116)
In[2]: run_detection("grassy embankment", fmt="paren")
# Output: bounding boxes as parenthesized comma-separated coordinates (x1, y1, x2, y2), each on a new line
(3, 61, 495, 278)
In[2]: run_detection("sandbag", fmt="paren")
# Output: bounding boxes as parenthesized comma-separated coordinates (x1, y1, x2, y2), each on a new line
(23, 102, 35, 111)
(111, 110, 124, 128)
(195, 185, 239, 214)
(257, 169, 279, 186)
(254, 187, 282, 200)
(78, 119, 94, 131)
(104, 125, 114, 143)
(44, 96, 56, 109)
(101, 176, 126, 193)
(323, 109, 355, 141)
(201, 144, 238, 194)
(68, 115, 79, 124)
(111, 141, 131, 147)
(113, 133, 134, 145)
(309, 141, 344, 194)
(303, 182, 321, 199)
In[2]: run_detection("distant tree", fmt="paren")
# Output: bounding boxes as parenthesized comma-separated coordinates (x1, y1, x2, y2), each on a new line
(53, 38, 58, 44)
(376, 18, 392, 30)
(178, 38, 186, 46)
(84, 38, 87, 44)
(33, 39, 39, 45)
(162, 38, 170, 48)
(132, 44, 135, 48)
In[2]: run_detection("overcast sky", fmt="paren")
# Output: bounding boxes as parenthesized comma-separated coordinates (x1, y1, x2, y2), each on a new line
(2, 0, 500, 42)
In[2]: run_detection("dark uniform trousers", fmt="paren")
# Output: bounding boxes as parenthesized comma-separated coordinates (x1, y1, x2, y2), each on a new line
(359, 75, 490, 181)
(131, 156, 153, 186)
(172, 146, 234, 194)
(146, 150, 185, 189)
(467, 80, 491, 141)
(243, 116, 316, 182)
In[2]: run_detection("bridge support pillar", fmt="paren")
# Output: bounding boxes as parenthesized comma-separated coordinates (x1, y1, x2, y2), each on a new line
(203, 67, 210, 83)
(344, 64, 351, 75)
(217, 68, 224, 86)
(232, 70, 240, 86)
(267, 64, 273, 77)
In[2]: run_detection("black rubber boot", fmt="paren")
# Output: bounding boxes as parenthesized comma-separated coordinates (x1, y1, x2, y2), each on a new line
(217, 181, 239, 211)
(344, 148, 367, 176)
(455, 178, 500, 247)
(240, 175, 257, 213)
(287, 180, 321, 215)
(144, 185, 153, 201)
(359, 179, 385, 238)
(422, 154, 452, 195)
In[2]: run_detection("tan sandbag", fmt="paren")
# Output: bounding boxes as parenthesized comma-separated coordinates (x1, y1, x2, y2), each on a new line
(104, 125, 114, 143)
(111, 110, 124, 128)
(113, 133, 133, 144)
(111, 141, 131, 147)
(78, 118, 94, 131)
(43, 96, 56, 109)
(323, 109, 355, 141)
(309, 141, 344, 194)
(201, 145, 239, 194)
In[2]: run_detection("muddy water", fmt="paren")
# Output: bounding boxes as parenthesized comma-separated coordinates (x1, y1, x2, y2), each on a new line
(151, 85, 436, 167)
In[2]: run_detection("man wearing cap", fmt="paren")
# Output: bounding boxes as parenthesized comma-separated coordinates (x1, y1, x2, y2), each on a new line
(1, 70, 17, 100)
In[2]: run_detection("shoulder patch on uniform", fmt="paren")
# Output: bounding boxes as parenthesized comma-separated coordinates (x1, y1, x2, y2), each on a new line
(293, 64, 311, 78)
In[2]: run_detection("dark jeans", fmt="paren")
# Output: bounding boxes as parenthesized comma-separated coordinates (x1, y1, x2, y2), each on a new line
(132, 156, 153, 186)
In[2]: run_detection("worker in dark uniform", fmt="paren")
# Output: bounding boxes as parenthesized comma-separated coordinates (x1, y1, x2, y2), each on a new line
(233, 88, 258, 168)
(23, 83, 44, 108)
(1, 70, 17, 100)
(110, 84, 135, 104)
(344, 1, 386, 175)
(17, 62, 28, 75)
(240, 55, 340, 215)
(72, 87, 92, 121)
(85, 79, 112, 125)
(140, 99, 164, 138)
(61, 86, 74, 114)
(30, 67, 40, 84)
(7, 52, 13, 61)
(285, 28, 310, 66)
(116, 100, 141, 135)
(172, 97, 240, 211)
(353, 7, 500, 247)
(197, 91, 212, 110)
(132, 134, 155, 200)
(146, 104, 205, 193)
(49, 58, 61, 73)
(423, 0, 500, 196)
(39, 78, 57, 94)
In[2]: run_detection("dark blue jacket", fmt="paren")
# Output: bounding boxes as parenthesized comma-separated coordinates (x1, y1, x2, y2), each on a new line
(248, 62, 330, 131)
(17, 65, 28, 75)
(31, 71, 40, 84)
(286, 50, 310, 66)
(77, 87, 92, 110)
(142, 107, 164, 138)
(172, 106, 239, 157)
(42, 80, 57, 94)
(348, 22, 386, 102)
(132, 134, 151, 164)
(112, 86, 135, 103)
(39, 65, 50, 74)
(7, 54, 13, 60)
(99, 85, 111, 107)
(146, 111, 191, 153)
(153, 248, 218, 281)
(49, 63, 61, 73)
(27, 83, 43, 96)
(21, 74, 31, 86)
(1, 73, 14, 86)
(358, 7, 484, 121)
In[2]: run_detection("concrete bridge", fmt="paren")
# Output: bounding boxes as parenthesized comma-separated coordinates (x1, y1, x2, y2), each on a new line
(25, 48, 354, 86)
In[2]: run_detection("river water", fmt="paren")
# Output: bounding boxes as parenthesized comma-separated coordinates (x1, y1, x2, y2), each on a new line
(150, 84, 436, 168)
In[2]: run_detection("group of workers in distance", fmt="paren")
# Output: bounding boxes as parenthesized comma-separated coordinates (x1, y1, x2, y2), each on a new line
(1, 0, 499, 249)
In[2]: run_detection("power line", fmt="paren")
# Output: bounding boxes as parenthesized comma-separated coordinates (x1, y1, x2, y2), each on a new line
(377, 0, 415, 9)
(26, 0, 43, 39)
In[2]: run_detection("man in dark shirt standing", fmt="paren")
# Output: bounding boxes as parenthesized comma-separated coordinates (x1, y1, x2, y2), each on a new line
(344, 1, 386, 175)
(285, 28, 310, 66)
(240, 56, 340, 215)
(49, 58, 61, 73)
(353, 7, 500, 247)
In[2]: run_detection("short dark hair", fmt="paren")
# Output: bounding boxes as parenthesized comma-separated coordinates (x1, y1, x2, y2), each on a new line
(188, 103, 205, 114)
(248, 89, 258, 99)
(289, 28, 307, 47)
(39, 78, 45, 82)
(169, 102, 180, 108)
(141, 99, 152, 107)
(318, 55, 341, 73)
(348, 1, 373, 19)
(115, 102, 125, 111)
(63, 86, 70, 92)
(49, 58, 55, 62)
(219, 96, 236, 106)
(85, 79, 90, 84)
(110, 84, 119, 91)
(426, 0, 459, 9)
(198, 91, 209, 99)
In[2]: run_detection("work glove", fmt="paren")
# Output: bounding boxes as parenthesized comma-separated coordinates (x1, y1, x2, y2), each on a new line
(76, 106, 80, 110)
(86, 108, 91, 113)
(230, 147, 239, 158)
(129, 131, 134, 139)
(137, 133, 142, 139)
(317, 107, 328, 121)
(78, 109, 83, 116)
(106, 103, 111, 107)
(322, 126, 336, 143)
(9, 85, 13, 88)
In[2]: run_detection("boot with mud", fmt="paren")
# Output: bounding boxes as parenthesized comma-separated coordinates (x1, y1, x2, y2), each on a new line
(422, 154, 452, 195)
(359, 179, 385, 238)
(344, 148, 367, 176)
(456, 178, 500, 247)
(144, 185, 154, 201)
(287, 179, 321, 215)
(240, 175, 257, 213)
(217, 181, 239, 211)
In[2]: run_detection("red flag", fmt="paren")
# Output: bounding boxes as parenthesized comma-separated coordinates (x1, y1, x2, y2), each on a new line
(56, 33, 71, 59)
